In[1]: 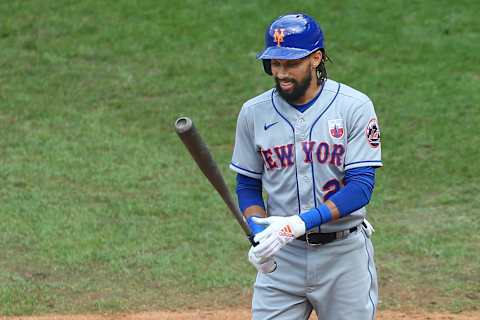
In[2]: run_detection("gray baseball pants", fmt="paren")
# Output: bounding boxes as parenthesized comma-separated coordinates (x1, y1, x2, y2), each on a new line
(252, 227, 378, 320)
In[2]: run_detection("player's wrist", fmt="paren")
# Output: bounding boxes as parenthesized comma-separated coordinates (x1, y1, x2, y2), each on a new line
(246, 215, 267, 236)
(289, 215, 306, 237)
(299, 205, 333, 230)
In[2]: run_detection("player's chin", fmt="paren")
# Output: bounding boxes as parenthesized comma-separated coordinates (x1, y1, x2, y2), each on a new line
(279, 88, 294, 97)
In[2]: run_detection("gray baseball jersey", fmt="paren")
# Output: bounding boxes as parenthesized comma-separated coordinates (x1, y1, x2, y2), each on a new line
(230, 79, 382, 233)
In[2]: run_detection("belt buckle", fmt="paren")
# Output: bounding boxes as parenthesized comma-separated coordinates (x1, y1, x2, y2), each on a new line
(305, 232, 324, 246)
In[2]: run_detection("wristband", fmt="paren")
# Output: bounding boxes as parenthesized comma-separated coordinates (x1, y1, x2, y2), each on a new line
(246, 216, 267, 236)
(299, 205, 333, 230)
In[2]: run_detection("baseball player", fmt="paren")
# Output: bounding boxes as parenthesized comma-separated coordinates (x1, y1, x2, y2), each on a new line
(230, 13, 381, 320)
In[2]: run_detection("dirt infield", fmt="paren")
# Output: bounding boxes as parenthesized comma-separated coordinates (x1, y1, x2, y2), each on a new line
(4, 309, 480, 320)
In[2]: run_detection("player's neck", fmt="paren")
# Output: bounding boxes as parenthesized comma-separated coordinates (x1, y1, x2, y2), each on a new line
(293, 81, 322, 105)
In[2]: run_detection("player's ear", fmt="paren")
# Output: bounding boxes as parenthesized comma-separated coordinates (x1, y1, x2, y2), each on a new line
(311, 50, 322, 69)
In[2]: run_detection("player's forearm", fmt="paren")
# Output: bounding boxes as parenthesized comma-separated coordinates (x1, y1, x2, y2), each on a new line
(236, 173, 267, 234)
(300, 196, 362, 231)
(300, 167, 376, 230)
(243, 205, 267, 218)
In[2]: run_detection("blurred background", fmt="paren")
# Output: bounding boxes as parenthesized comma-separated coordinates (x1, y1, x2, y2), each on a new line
(0, 0, 478, 315)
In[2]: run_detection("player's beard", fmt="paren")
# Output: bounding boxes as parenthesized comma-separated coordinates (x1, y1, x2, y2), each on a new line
(275, 71, 312, 105)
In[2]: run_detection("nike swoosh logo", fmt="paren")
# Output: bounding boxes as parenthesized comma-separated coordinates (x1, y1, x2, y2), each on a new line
(264, 121, 279, 131)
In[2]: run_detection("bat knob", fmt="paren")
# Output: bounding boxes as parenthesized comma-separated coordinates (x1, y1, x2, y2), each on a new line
(175, 117, 193, 133)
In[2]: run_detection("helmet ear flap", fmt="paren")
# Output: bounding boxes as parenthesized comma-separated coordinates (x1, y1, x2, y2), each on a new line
(262, 59, 272, 75)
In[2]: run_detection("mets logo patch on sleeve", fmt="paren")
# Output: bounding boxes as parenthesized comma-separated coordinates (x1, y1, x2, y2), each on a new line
(366, 118, 381, 148)
(328, 119, 344, 139)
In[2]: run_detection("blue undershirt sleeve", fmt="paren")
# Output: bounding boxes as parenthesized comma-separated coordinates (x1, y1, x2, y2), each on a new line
(236, 173, 266, 235)
(236, 173, 264, 212)
(299, 167, 376, 230)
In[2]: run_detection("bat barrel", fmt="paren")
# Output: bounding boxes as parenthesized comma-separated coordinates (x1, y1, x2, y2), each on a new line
(174, 117, 252, 238)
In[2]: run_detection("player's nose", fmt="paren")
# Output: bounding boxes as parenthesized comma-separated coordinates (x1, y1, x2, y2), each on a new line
(272, 65, 289, 78)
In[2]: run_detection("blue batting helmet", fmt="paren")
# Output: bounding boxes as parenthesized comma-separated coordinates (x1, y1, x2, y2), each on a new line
(257, 13, 325, 75)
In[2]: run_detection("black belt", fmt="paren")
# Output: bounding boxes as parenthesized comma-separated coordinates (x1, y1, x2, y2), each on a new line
(298, 226, 358, 245)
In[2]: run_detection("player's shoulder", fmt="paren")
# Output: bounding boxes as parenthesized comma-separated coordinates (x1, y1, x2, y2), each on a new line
(236, 89, 274, 122)
(242, 88, 274, 110)
(327, 79, 372, 107)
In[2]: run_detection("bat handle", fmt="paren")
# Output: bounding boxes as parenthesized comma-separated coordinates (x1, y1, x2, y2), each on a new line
(248, 234, 259, 247)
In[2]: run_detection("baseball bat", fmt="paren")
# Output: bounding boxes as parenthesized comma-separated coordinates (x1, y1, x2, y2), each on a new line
(174, 117, 256, 245)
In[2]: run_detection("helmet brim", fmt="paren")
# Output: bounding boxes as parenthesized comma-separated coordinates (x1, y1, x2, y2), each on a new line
(256, 46, 315, 60)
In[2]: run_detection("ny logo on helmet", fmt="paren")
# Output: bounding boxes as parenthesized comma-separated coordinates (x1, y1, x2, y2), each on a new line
(273, 29, 285, 47)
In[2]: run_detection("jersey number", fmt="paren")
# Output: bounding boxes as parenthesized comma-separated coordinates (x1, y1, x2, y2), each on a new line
(322, 179, 341, 201)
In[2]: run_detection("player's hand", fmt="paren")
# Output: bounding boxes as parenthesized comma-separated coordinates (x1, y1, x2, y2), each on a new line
(252, 215, 306, 259)
(248, 246, 277, 273)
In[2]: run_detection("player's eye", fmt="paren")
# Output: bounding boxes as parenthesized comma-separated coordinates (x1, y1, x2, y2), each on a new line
(271, 60, 281, 67)
(287, 60, 302, 67)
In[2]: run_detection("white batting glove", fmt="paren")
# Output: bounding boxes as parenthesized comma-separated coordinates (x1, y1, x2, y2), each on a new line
(248, 246, 277, 273)
(252, 215, 306, 259)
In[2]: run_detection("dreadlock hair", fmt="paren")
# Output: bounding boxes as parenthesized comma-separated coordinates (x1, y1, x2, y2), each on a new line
(316, 48, 330, 85)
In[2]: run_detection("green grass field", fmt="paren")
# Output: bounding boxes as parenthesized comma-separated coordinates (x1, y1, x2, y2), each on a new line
(1, 0, 479, 316)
